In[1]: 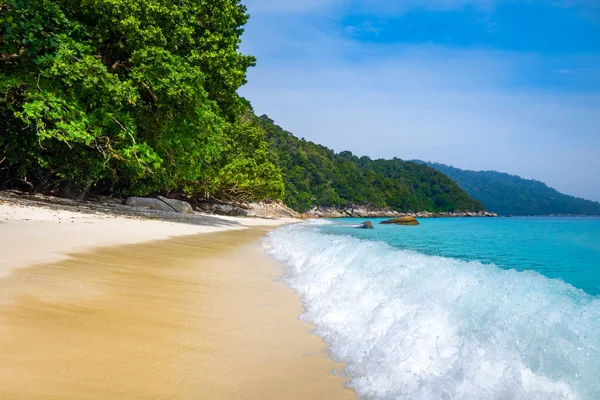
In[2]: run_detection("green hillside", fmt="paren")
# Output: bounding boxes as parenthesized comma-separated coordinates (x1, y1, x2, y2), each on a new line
(261, 116, 484, 213)
(424, 162, 600, 216)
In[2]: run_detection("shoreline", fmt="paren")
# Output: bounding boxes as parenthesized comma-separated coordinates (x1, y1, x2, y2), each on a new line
(0, 193, 295, 278)
(0, 200, 354, 399)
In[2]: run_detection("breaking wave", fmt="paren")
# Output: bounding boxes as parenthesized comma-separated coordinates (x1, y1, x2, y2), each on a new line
(263, 224, 600, 400)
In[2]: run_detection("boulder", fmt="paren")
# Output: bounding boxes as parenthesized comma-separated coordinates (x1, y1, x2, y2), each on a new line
(246, 201, 300, 218)
(229, 207, 249, 217)
(356, 221, 374, 229)
(351, 207, 369, 218)
(213, 204, 234, 215)
(157, 196, 194, 214)
(380, 216, 420, 226)
(125, 197, 178, 213)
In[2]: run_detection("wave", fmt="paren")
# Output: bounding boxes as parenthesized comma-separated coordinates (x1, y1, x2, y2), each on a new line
(304, 218, 335, 225)
(263, 224, 600, 400)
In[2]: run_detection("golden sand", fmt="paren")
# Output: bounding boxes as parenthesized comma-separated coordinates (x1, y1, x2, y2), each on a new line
(0, 229, 355, 399)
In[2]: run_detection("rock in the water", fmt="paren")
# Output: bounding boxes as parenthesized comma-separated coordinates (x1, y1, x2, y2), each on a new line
(380, 216, 420, 225)
(157, 196, 194, 214)
(356, 221, 374, 229)
(125, 197, 178, 212)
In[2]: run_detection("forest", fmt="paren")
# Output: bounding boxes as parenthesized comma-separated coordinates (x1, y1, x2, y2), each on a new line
(425, 162, 600, 215)
(1, 0, 484, 214)
(261, 116, 484, 213)
(0, 0, 283, 201)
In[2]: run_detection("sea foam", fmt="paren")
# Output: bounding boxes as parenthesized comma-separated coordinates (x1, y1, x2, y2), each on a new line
(263, 224, 600, 400)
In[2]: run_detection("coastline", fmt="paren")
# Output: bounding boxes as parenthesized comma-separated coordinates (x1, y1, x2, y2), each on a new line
(0, 200, 354, 399)
(0, 194, 295, 278)
(305, 204, 498, 219)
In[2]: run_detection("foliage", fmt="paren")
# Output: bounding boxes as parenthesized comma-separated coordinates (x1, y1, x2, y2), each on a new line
(260, 116, 484, 213)
(0, 0, 282, 200)
(424, 162, 600, 215)
(201, 105, 284, 201)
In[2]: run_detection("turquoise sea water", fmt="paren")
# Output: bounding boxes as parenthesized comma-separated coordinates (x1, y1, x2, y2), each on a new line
(324, 217, 600, 295)
(263, 217, 600, 399)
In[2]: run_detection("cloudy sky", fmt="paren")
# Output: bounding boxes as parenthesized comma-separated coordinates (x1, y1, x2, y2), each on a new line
(238, 0, 600, 201)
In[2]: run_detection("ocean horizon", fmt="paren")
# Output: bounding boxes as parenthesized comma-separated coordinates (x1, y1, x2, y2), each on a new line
(264, 217, 600, 399)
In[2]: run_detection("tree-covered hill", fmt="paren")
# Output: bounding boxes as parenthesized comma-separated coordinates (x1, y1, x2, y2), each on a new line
(260, 116, 484, 213)
(422, 162, 600, 216)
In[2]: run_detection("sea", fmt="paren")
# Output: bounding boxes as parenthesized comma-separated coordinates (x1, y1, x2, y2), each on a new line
(262, 217, 600, 400)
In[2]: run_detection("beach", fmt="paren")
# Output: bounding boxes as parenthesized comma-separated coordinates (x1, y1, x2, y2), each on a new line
(0, 199, 354, 399)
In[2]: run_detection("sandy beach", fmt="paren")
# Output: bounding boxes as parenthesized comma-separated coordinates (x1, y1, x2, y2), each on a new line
(0, 199, 354, 399)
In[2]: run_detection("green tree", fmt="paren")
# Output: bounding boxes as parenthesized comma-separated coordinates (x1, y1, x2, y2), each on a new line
(202, 104, 284, 201)
(1, 0, 282, 200)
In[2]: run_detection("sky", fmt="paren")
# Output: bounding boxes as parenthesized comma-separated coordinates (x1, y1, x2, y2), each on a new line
(238, 0, 600, 202)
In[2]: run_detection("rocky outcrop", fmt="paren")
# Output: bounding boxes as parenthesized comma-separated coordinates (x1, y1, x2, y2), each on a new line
(380, 216, 420, 226)
(194, 199, 300, 219)
(304, 205, 498, 219)
(124, 196, 499, 219)
(125, 197, 179, 213)
(126, 196, 195, 214)
(156, 196, 194, 214)
(306, 205, 401, 219)
(246, 201, 300, 218)
(356, 221, 375, 229)
(202, 203, 248, 216)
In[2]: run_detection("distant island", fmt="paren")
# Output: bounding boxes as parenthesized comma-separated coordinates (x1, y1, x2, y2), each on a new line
(418, 162, 600, 216)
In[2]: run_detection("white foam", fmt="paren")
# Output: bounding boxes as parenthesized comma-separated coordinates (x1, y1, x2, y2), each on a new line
(264, 225, 600, 400)
(305, 218, 335, 225)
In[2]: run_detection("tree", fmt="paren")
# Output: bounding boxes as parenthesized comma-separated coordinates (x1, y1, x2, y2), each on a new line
(0, 0, 282, 200)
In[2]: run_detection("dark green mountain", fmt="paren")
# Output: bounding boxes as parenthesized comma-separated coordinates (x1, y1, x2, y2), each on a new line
(422, 162, 600, 216)
(260, 116, 484, 213)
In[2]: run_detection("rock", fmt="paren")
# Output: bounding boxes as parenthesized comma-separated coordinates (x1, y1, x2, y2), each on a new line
(125, 197, 178, 213)
(380, 216, 420, 226)
(246, 201, 300, 218)
(356, 221, 374, 229)
(301, 204, 498, 219)
(125, 196, 195, 214)
(157, 196, 194, 214)
(352, 208, 369, 218)
(213, 204, 234, 215)
(229, 207, 249, 217)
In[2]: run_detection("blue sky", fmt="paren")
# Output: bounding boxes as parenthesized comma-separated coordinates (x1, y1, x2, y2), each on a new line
(238, 0, 600, 201)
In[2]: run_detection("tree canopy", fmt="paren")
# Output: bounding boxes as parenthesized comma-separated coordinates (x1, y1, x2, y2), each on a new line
(0, 0, 283, 200)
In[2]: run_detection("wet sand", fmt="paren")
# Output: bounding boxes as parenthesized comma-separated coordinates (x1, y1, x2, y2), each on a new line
(0, 229, 354, 399)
